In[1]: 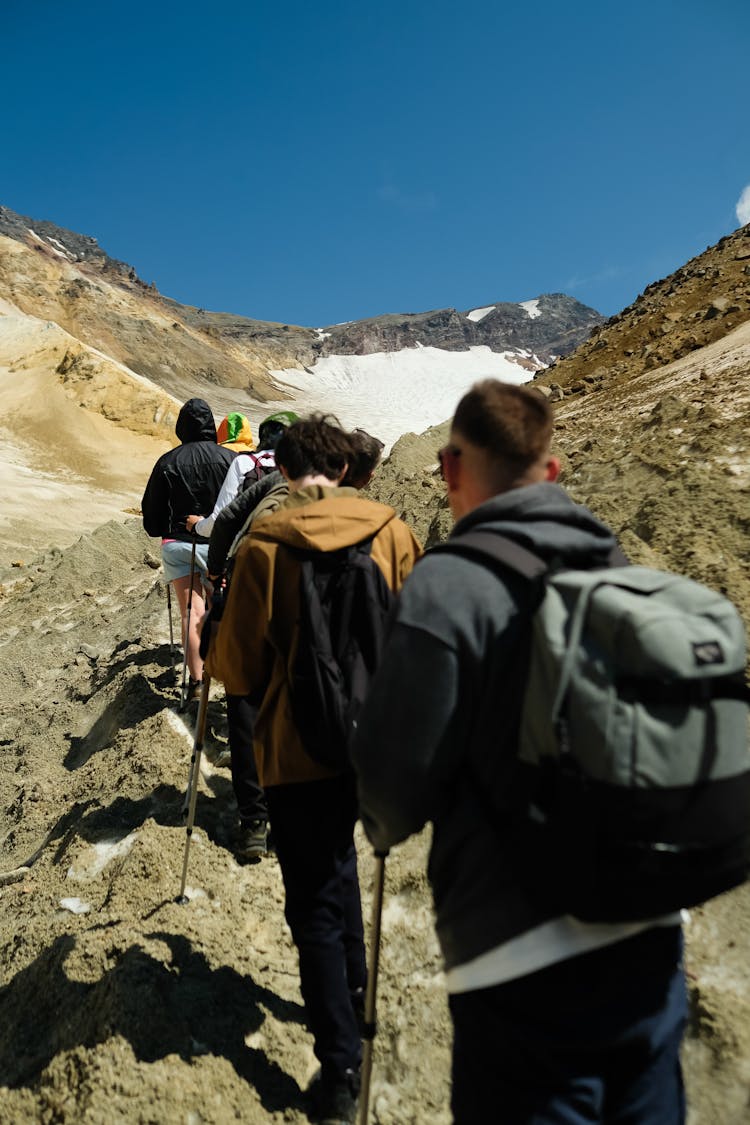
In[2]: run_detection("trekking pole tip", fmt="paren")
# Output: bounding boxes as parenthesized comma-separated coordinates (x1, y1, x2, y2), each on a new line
(176, 893, 190, 905)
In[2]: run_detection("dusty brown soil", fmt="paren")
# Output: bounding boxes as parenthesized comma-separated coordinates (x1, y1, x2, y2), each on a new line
(0, 521, 450, 1124)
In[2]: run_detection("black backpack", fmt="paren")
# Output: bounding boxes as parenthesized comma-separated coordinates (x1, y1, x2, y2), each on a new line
(289, 537, 394, 770)
(241, 449, 277, 490)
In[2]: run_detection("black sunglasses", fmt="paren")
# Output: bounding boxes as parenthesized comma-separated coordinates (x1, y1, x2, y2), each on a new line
(437, 444, 462, 479)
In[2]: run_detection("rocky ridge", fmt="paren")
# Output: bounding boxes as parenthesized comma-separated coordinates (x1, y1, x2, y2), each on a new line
(0, 204, 601, 410)
(312, 293, 602, 363)
(535, 223, 750, 400)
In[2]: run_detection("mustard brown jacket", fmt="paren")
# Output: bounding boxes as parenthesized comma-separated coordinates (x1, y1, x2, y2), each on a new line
(205, 486, 422, 787)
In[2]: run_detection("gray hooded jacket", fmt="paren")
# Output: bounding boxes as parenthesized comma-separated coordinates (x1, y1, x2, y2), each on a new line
(352, 482, 618, 970)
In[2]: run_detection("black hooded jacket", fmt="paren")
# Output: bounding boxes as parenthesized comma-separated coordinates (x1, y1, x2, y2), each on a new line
(141, 398, 237, 542)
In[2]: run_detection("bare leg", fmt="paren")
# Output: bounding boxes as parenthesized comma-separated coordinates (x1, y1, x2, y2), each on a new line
(172, 574, 206, 682)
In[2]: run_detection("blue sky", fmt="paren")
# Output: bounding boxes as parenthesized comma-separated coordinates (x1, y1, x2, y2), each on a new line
(3, 0, 749, 326)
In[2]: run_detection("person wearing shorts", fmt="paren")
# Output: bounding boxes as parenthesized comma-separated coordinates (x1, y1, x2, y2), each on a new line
(141, 398, 236, 692)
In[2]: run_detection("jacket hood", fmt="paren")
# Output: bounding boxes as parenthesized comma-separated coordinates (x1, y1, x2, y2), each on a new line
(250, 486, 397, 552)
(176, 398, 217, 443)
(451, 482, 617, 567)
(217, 412, 255, 450)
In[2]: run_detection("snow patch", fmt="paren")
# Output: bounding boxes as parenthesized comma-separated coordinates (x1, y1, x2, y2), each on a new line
(267, 345, 538, 449)
(466, 306, 495, 323)
(60, 897, 91, 914)
(27, 228, 70, 261)
(182, 885, 207, 902)
(46, 236, 75, 260)
(519, 299, 541, 319)
(315, 328, 331, 340)
(66, 832, 138, 881)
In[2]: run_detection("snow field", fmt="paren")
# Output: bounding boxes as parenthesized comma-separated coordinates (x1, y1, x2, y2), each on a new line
(268, 344, 537, 448)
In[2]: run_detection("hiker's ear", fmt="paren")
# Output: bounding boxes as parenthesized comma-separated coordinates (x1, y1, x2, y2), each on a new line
(279, 464, 290, 482)
(544, 457, 560, 482)
(337, 461, 349, 484)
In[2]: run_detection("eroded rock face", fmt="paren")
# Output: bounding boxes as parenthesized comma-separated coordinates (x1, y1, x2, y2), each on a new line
(316, 294, 603, 362)
(536, 224, 750, 396)
(0, 205, 603, 411)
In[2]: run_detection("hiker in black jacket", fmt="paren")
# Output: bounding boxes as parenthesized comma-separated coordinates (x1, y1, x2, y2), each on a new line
(141, 398, 235, 695)
(352, 380, 686, 1125)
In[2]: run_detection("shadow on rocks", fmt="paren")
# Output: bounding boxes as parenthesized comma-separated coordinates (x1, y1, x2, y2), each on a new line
(58, 778, 241, 859)
(0, 930, 306, 1114)
(64, 671, 171, 771)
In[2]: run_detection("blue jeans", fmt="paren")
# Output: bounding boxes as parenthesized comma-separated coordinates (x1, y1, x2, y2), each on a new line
(449, 925, 686, 1124)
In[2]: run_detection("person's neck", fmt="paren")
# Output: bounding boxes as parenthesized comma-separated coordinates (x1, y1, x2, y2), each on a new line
(288, 474, 340, 492)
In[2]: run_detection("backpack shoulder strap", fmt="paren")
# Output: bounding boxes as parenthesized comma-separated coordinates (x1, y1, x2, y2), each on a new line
(431, 530, 548, 581)
(432, 529, 628, 579)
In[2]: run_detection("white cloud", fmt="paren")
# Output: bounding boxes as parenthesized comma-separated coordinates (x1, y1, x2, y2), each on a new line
(377, 182, 438, 213)
(563, 265, 621, 291)
(736, 184, 750, 226)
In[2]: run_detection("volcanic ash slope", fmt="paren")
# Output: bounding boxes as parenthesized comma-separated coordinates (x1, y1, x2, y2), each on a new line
(0, 521, 449, 1124)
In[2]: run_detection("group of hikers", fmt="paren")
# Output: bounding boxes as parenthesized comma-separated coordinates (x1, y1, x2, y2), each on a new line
(142, 382, 691, 1125)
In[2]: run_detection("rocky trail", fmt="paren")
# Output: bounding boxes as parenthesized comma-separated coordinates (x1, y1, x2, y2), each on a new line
(0, 522, 449, 1124)
(1, 501, 750, 1121)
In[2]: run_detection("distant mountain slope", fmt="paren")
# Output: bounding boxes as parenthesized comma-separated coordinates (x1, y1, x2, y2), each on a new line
(536, 223, 750, 398)
(0, 299, 178, 566)
(313, 293, 602, 362)
(0, 208, 294, 404)
(0, 204, 602, 407)
(0, 201, 603, 558)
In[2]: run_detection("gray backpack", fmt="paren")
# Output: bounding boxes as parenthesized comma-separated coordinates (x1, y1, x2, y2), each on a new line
(436, 531, 750, 922)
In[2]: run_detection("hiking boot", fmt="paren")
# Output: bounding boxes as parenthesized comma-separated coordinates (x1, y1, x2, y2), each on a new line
(306, 1067, 360, 1124)
(213, 748, 232, 770)
(235, 819, 268, 861)
(181, 677, 202, 709)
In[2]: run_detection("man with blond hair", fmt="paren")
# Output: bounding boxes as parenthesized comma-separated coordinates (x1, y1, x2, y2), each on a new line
(353, 380, 686, 1124)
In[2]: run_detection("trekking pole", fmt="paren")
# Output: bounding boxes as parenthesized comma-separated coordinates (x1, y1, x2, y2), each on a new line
(166, 582, 176, 679)
(359, 850, 388, 1125)
(179, 537, 198, 711)
(177, 673, 211, 903)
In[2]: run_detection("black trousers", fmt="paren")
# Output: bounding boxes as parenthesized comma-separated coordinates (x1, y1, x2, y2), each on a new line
(450, 925, 686, 1124)
(225, 694, 268, 824)
(265, 774, 366, 1080)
